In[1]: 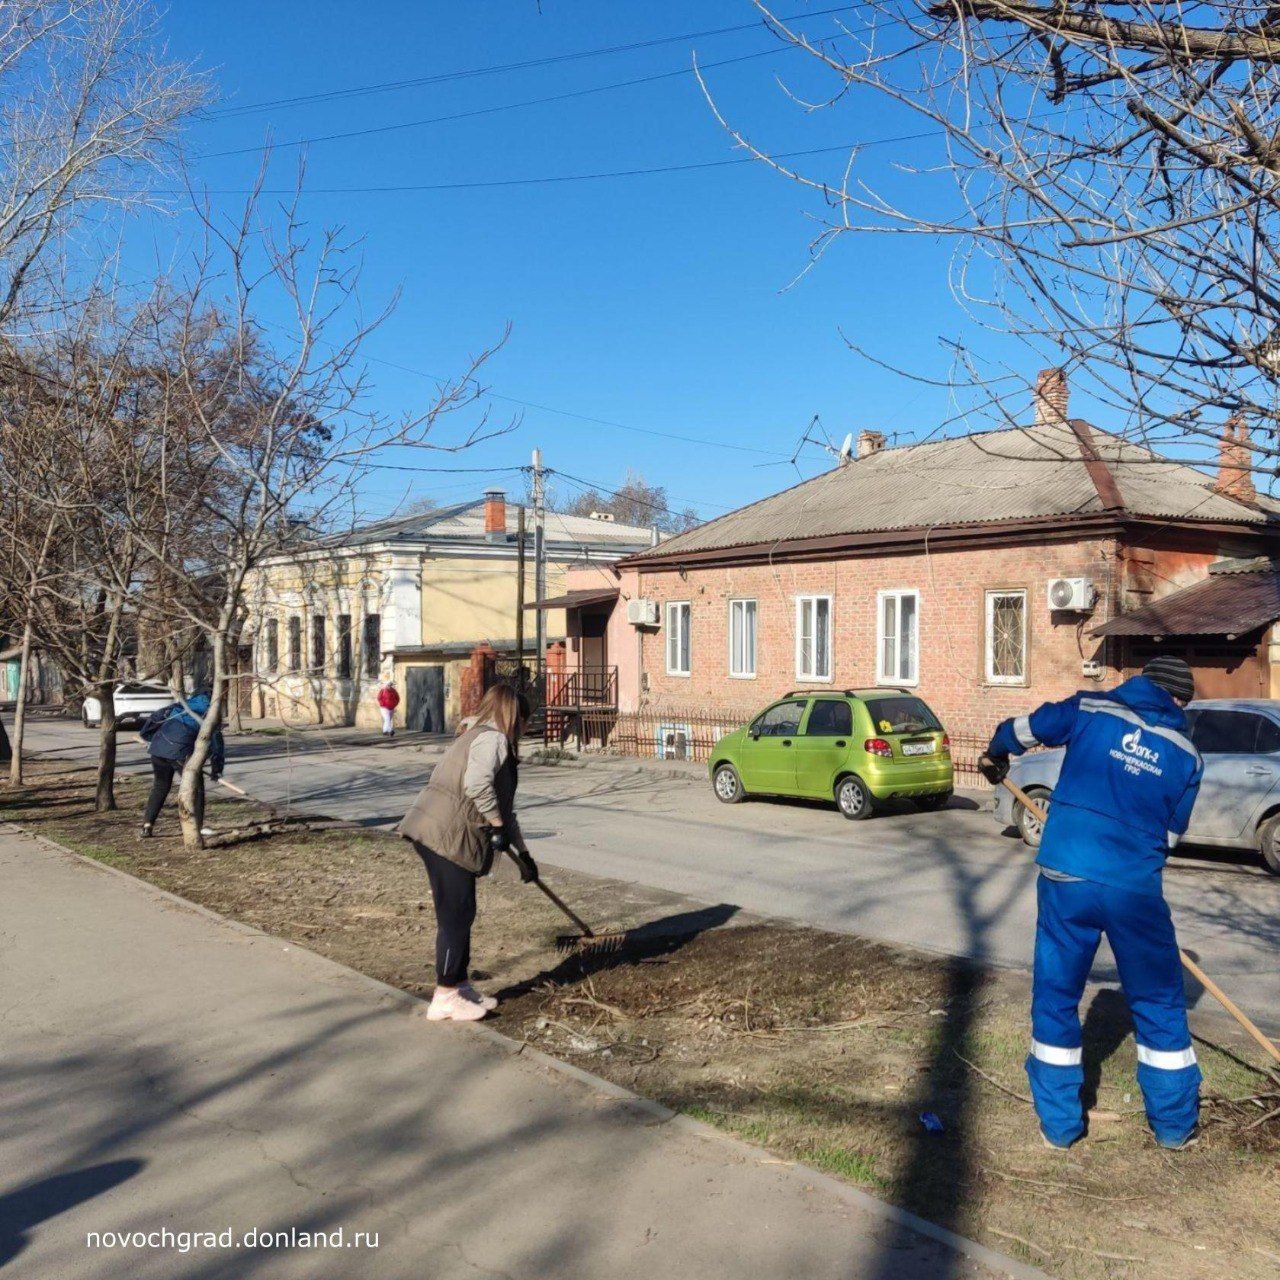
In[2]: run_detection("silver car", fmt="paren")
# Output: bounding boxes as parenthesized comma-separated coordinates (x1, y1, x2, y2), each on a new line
(995, 698, 1280, 876)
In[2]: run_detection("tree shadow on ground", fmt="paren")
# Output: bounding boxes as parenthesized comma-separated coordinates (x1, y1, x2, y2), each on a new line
(0, 1160, 144, 1269)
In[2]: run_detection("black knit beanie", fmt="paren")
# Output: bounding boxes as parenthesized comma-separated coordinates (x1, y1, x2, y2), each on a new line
(1142, 656, 1195, 704)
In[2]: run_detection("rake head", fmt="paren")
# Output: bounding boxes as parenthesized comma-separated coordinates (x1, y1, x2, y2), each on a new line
(554, 931, 627, 956)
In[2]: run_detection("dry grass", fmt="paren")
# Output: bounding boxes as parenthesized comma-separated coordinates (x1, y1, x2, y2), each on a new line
(4, 762, 1279, 1280)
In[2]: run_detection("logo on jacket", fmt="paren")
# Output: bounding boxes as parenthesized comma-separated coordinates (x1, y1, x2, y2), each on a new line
(1111, 726, 1163, 777)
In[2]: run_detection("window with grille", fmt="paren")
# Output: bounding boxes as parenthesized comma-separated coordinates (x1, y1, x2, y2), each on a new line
(796, 595, 832, 681)
(363, 614, 381, 679)
(263, 618, 279, 675)
(985, 590, 1027, 685)
(877, 589, 919, 685)
(728, 599, 756, 677)
(287, 617, 301, 673)
(665, 601, 691, 676)
(337, 614, 353, 679)
(311, 615, 326, 673)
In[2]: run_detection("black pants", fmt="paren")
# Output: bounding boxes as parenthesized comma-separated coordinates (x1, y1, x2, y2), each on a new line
(143, 759, 204, 829)
(416, 843, 478, 987)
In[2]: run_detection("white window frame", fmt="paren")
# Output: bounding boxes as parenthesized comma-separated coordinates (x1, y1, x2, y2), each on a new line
(985, 588, 1028, 686)
(728, 598, 757, 678)
(794, 594, 833, 682)
(665, 601, 691, 677)
(876, 589, 920, 686)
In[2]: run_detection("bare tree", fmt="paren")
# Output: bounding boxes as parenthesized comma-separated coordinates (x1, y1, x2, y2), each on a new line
(562, 468, 698, 532)
(142, 179, 508, 847)
(0, 0, 206, 327)
(711, 1, 1280, 477)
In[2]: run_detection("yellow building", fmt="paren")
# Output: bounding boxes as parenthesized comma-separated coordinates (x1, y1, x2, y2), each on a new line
(243, 490, 655, 731)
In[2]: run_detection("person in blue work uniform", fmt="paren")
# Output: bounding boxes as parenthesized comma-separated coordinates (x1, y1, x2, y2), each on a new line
(137, 691, 225, 839)
(981, 655, 1203, 1151)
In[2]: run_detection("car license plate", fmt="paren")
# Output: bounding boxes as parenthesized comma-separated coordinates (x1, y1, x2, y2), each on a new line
(901, 740, 934, 756)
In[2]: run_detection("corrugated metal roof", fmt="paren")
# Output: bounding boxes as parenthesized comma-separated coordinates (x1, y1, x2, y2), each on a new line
(627, 422, 1272, 561)
(1093, 570, 1280, 637)
(336, 499, 654, 551)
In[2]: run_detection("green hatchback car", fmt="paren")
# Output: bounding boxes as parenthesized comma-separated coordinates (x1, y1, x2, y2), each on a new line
(708, 689, 954, 820)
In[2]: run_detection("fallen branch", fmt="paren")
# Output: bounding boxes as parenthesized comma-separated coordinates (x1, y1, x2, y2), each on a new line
(954, 1051, 1034, 1104)
(1060, 1242, 1145, 1264)
(988, 1227, 1048, 1257)
(1243, 1103, 1280, 1132)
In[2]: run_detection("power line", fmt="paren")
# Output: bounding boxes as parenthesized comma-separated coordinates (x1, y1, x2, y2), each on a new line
(354, 347, 791, 459)
(209, 5, 865, 119)
(203, 44, 805, 160)
(550, 465, 736, 518)
(180, 136, 941, 196)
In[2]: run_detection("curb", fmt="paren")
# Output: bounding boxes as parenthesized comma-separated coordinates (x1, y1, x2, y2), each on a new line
(5, 820, 1052, 1280)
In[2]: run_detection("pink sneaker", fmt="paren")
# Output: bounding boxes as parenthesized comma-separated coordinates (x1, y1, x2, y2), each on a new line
(460, 984, 498, 1011)
(424, 987, 489, 1021)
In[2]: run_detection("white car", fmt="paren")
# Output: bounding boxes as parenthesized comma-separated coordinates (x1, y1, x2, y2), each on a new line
(81, 681, 175, 729)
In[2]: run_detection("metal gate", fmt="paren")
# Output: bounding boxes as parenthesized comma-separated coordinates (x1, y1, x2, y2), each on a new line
(405, 664, 446, 733)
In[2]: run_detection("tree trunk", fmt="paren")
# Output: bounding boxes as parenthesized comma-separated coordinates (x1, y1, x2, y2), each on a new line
(9, 620, 34, 785)
(180, 642, 226, 848)
(95, 684, 117, 812)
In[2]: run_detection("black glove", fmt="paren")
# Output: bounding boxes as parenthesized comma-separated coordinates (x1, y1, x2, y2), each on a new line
(978, 754, 1009, 786)
(487, 825, 510, 855)
(211, 771, 223, 783)
(513, 850, 539, 884)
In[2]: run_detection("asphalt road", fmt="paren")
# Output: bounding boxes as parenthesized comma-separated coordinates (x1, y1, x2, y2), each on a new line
(17, 715, 1280, 1026)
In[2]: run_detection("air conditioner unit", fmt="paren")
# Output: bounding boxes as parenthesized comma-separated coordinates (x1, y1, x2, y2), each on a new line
(626, 598, 660, 626)
(1047, 577, 1097, 612)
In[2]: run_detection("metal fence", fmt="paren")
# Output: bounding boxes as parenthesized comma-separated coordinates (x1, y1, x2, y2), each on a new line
(573, 709, 992, 783)
(576, 707, 749, 763)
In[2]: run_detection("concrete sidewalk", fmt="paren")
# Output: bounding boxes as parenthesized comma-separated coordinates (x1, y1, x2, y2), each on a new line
(0, 825, 1036, 1280)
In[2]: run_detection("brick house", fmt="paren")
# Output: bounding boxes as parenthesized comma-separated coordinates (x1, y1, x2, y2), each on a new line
(558, 372, 1280, 758)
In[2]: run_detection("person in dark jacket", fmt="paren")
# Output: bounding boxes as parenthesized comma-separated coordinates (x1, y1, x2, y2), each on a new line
(982, 656, 1203, 1150)
(396, 683, 536, 1021)
(138, 692, 225, 838)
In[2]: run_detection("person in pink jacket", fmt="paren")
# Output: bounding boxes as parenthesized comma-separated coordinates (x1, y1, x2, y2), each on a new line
(376, 681, 400, 737)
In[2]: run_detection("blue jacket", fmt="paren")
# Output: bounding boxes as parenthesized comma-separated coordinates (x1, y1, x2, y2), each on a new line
(987, 675, 1202, 896)
(140, 694, 225, 776)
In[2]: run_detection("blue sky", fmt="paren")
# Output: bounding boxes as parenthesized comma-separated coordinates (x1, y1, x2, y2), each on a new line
(125, 1, 1079, 524)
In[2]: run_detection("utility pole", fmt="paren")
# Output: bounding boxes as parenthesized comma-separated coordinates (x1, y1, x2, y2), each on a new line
(515, 504, 526, 665)
(532, 447, 546, 668)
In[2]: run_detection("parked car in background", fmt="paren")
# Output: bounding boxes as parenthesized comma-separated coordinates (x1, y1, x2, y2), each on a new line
(995, 698, 1280, 874)
(709, 690, 954, 820)
(81, 682, 175, 729)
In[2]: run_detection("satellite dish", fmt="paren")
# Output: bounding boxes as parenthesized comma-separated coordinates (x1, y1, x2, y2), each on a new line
(839, 432, 854, 460)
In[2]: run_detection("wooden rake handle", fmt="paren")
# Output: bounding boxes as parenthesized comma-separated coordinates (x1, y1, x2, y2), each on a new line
(503, 848, 596, 938)
(997, 771, 1280, 1067)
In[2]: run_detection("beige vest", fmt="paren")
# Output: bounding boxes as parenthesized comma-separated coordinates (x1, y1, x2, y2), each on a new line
(396, 723, 516, 873)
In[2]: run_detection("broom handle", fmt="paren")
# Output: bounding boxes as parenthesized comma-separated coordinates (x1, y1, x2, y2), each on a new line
(502, 848, 596, 938)
(998, 772, 1280, 1067)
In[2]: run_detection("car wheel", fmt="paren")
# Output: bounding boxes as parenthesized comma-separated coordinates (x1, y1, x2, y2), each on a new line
(916, 792, 952, 812)
(836, 774, 875, 821)
(1016, 789, 1051, 848)
(1257, 814, 1280, 876)
(712, 763, 746, 804)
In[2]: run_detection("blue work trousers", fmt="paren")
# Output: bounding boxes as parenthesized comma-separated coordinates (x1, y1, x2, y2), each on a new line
(1028, 874, 1200, 1147)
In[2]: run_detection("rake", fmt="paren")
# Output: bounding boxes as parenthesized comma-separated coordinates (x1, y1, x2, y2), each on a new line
(504, 849, 627, 956)
(995, 769, 1280, 1069)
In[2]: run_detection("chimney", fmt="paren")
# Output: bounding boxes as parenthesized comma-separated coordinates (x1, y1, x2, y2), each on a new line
(483, 488, 507, 542)
(1034, 367, 1069, 427)
(1215, 415, 1256, 503)
(857, 430, 886, 458)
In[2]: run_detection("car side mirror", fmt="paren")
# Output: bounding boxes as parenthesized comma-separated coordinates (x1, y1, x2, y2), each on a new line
(749, 730, 760, 740)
